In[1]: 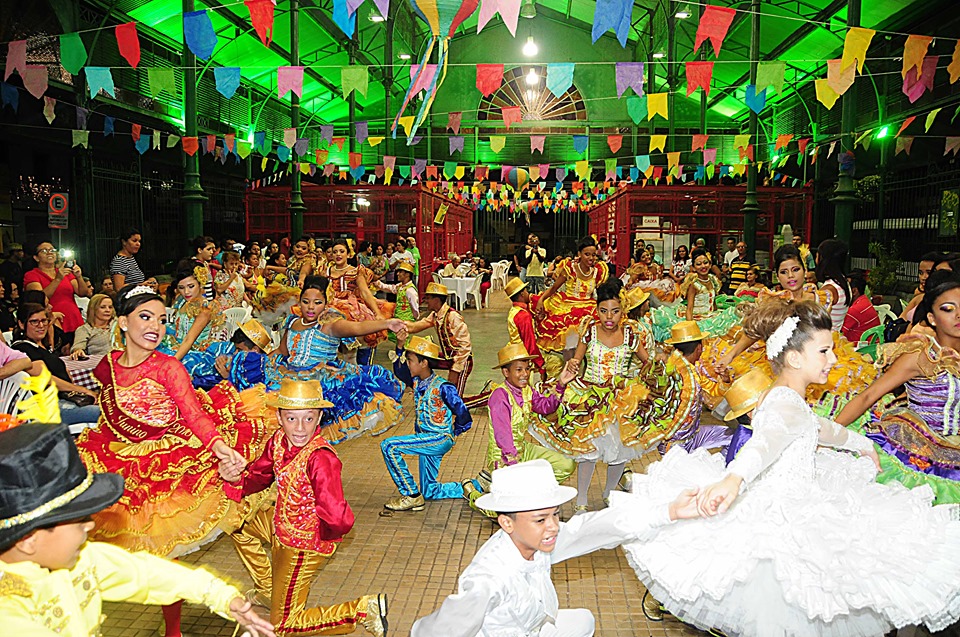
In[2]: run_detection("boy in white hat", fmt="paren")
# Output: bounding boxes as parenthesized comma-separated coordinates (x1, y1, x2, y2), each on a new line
(412, 459, 701, 637)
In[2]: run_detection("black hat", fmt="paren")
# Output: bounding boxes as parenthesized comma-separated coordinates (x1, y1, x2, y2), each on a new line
(0, 424, 124, 547)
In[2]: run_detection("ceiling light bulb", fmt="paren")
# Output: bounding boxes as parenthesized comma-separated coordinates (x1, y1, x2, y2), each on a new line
(525, 68, 539, 85)
(398, 53, 412, 60)
(526, 89, 536, 100)
(520, 0, 537, 18)
(522, 36, 538, 57)
(369, 14, 385, 22)
(652, 52, 665, 59)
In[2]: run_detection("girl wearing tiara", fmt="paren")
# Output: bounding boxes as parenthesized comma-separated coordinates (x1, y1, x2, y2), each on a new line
(611, 299, 960, 636)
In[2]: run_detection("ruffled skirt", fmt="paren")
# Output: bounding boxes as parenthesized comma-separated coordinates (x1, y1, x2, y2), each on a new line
(329, 295, 395, 349)
(631, 279, 679, 303)
(535, 292, 597, 352)
(650, 305, 740, 343)
(614, 447, 960, 636)
(76, 383, 272, 558)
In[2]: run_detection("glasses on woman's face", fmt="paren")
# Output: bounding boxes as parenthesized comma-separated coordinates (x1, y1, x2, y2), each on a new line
(37, 247, 57, 255)
(28, 318, 50, 327)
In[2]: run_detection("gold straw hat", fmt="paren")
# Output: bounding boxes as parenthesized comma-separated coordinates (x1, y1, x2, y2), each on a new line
(723, 369, 774, 421)
(424, 282, 449, 297)
(504, 278, 528, 298)
(266, 379, 333, 409)
(238, 319, 274, 353)
(396, 261, 416, 275)
(492, 342, 536, 369)
(664, 320, 706, 344)
(624, 287, 650, 312)
(406, 335, 443, 360)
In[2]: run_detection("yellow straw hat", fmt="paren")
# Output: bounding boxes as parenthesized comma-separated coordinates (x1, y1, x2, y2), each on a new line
(664, 320, 705, 344)
(492, 342, 536, 369)
(266, 379, 333, 409)
(504, 278, 528, 298)
(396, 261, 416, 275)
(424, 282, 449, 297)
(238, 319, 274, 353)
(406, 335, 443, 360)
(723, 369, 774, 421)
(624, 287, 650, 312)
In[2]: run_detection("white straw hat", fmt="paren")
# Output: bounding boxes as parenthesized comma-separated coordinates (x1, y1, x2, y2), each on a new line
(474, 459, 577, 513)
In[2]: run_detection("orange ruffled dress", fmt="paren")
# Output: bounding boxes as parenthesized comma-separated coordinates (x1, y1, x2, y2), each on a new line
(325, 264, 395, 349)
(76, 351, 271, 558)
(535, 259, 609, 353)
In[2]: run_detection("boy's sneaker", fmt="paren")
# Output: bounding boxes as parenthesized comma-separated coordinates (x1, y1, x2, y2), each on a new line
(461, 479, 479, 500)
(362, 593, 388, 637)
(384, 494, 425, 511)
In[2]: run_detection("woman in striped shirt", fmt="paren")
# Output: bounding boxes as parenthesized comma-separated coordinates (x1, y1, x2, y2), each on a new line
(109, 228, 144, 291)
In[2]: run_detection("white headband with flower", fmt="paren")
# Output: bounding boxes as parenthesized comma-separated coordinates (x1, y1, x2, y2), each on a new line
(766, 316, 800, 360)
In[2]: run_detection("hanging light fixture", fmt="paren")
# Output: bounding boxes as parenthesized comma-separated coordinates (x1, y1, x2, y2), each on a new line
(520, 0, 537, 19)
(525, 68, 539, 85)
(522, 36, 538, 57)
(526, 89, 536, 101)
(398, 53, 412, 60)
(652, 51, 666, 59)
(674, 4, 692, 18)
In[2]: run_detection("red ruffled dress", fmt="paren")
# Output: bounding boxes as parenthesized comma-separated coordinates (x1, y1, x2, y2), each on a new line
(76, 351, 271, 558)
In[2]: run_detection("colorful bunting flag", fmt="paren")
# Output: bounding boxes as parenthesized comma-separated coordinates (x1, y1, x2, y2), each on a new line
(692, 134, 709, 151)
(667, 152, 680, 170)
(903, 56, 937, 103)
(448, 112, 462, 134)
(43, 96, 56, 124)
(775, 134, 793, 151)
(134, 134, 150, 155)
(477, 0, 522, 36)
(331, 137, 345, 151)
(85, 67, 115, 98)
(926, 108, 942, 132)
(615, 62, 644, 98)
(21, 66, 47, 99)
(902, 35, 932, 79)
(2, 83, 20, 112)
(592, 0, 632, 47)
(76, 107, 88, 130)
(949, 40, 960, 84)
(502, 106, 522, 129)
(332, 0, 356, 38)
(449, 136, 464, 154)
(60, 33, 87, 75)
(895, 135, 914, 156)
(896, 116, 916, 137)
(797, 138, 810, 156)
(756, 61, 785, 95)
(647, 92, 667, 120)
(342, 66, 368, 97)
(277, 146, 290, 162)
(214, 67, 241, 99)
(575, 160, 590, 179)
(695, 5, 736, 56)
(355, 121, 368, 145)
(703, 148, 717, 164)
(283, 128, 296, 149)
(635, 155, 650, 172)
(367, 137, 384, 147)
(490, 136, 505, 153)
(349, 152, 363, 169)
(316, 149, 329, 164)
(293, 138, 308, 157)
(840, 27, 874, 74)
(278, 66, 304, 98)
(815, 79, 840, 110)
(153, 129, 161, 150)
(5, 41, 25, 81)
(477, 64, 504, 96)
(744, 84, 765, 114)
(116, 22, 141, 68)
(530, 135, 545, 153)
(147, 67, 175, 98)
(320, 125, 334, 144)
(607, 135, 622, 153)
(734, 134, 750, 149)
(685, 61, 713, 96)
(944, 137, 960, 156)
(409, 63, 437, 94)
(649, 134, 666, 152)
(183, 10, 218, 60)
(245, 0, 275, 47)
(826, 59, 855, 96)
(573, 135, 589, 154)
(546, 63, 575, 98)
(397, 116, 414, 138)
(626, 94, 645, 124)
(72, 130, 89, 148)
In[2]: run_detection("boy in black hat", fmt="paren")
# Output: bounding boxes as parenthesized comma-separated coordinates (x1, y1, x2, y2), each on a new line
(0, 423, 275, 637)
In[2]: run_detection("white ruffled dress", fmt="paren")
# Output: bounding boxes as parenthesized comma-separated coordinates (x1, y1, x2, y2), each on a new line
(611, 385, 960, 637)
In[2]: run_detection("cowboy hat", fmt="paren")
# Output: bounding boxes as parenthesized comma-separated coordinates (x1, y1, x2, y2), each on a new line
(238, 319, 274, 353)
(0, 424, 124, 546)
(492, 342, 536, 369)
(504, 278, 528, 299)
(722, 369, 773, 421)
(664, 320, 705, 344)
(266, 379, 334, 409)
(475, 460, 577, 513)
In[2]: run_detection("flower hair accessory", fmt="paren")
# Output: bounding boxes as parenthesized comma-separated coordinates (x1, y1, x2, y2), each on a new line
(124, 285, 157, 299)
(766, 316, 800, 360)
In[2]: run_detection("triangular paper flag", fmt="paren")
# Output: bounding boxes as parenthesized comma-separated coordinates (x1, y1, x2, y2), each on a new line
(896, 116, 916, 137)
(72, 130, 89, 148)
(815, 79, 840, 110)
(626, 94, 645, 124)
(604, 159, 617, 181)
(245, 0, 275, 47)
(734, 134, 750, 149)
(43, 96, 56, 124)
(116, 22, 141, 68)
(448, 112, 462, 134)
(85, 67, 115, 98)
(841, 27, 875, 74)
(703, 148, 717, 165)
(608, 135, 622, 153)
(667, 152, 680, 169)
(573, 135, 589, 154)
(147, 68, 175, 97)
(4, 40, 26, 82)
(341, 66, 368, 97)
(575, 160, 590, 180)
(926, 108, 942, 132)
(826, 59, 856, 96)
(477, 0, 522, 37)
(315, 149, 329, 164)
(903, 35, 933, 79)
(756, 61, 785, 95)
(21, 66, 48, 99)
(531, 135, 545, 153)
(647, 93, 667, 120)
(649, 135, 666, 152)
(476, 64, 504, 96)
(490, 136, 505, 153)
(293, 138, 308, 157)
(695, 5, 736, 56)
(320, 125, 334, 144)
(895, 135, 914, 156)
(278, 66, 304, 98)
(797, 138, 810, 156)
(367, 136, 384, 147)
(214, 67, 241, 99)
(775, 134, 793, 151)
(152, 129, 161, 150)
(349, 152, 363, 169)
(277, 145, 290, 162)
(59, 33, 87, 75)
(592, 0, 632, 47)
(944, 137, 960, 156)
(902, 56, 937, 103)
(546, 63, 575, 98)
(692, 134, 709, 151)
(744, 84, 765, 114)
(183, 10, 218, 60)
(283, 127, 296, 149)
(635, 155, 650, 172)
(355, 121, 368, 145)
(332, 0, 357, 38)
(502, 106, 522, 129)
(615, 62, 644, 97)
(168, 134, 181, 149)
(949, 40, 960, 84)
(449, 136, 464, 154)
(685, 61, 713, 97)
(331, 137, 345, 151)
(398, 116, 414, 138)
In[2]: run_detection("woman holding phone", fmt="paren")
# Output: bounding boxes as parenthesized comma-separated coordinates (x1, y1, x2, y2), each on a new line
(23, 241, 92, 344)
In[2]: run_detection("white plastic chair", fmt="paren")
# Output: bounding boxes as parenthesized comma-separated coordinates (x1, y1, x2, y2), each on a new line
(874, 303, 897, 324)
(0, 371, 29, 417)
(494, 260, 511, 288)
(223, 307, 248, 339)
(75, 296, 90, 320)
(465, 276, 484, 310)
(1, 331, 11, 344)
(432, 272, 444, 285)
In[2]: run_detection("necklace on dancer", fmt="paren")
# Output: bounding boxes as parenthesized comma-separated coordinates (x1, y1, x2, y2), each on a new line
(300, 316, 319, 327)
(575, 260, 591, 278)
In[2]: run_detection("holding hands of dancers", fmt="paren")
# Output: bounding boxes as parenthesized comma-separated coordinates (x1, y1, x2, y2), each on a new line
(213, 439, 247, 481)
(227, 597, 277, 637)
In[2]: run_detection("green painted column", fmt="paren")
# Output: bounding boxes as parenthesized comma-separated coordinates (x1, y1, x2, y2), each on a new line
(830, 0, 861, 246)
(182, 0, 205, 238)
(740, 0, 761, 262)
(289, 0, 306, 240)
